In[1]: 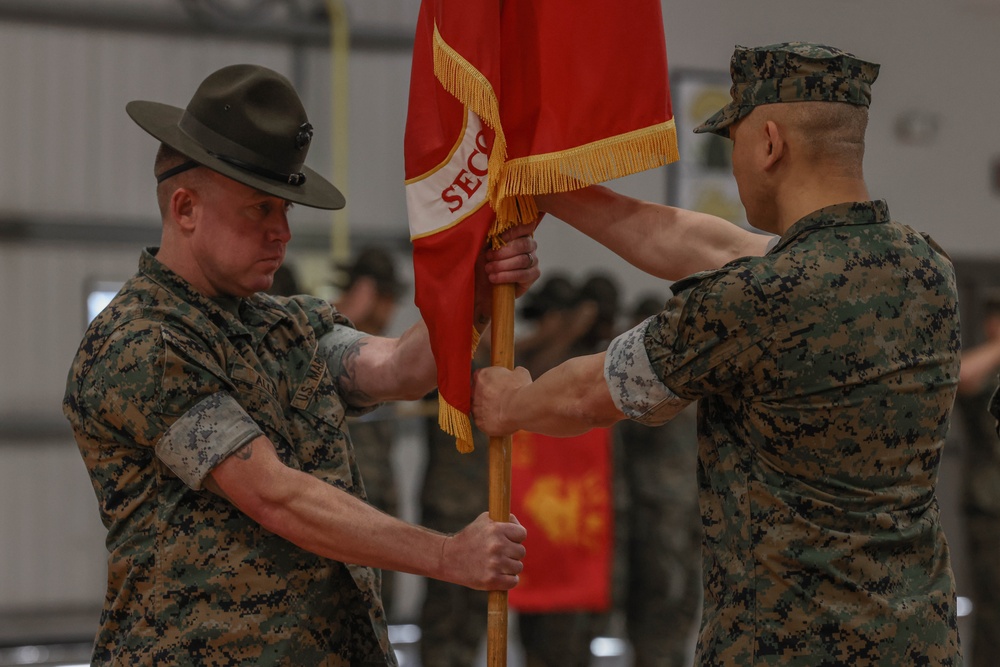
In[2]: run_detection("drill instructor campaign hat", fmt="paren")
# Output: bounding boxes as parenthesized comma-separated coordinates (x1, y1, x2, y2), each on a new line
(126, 63, 346, 210)
(694, 42, 880, 138)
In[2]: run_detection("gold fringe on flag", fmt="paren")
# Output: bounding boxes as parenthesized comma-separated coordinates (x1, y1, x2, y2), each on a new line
(471, 324, 482, 354)
(439, 397, 475, 454)
(431, 19, 680, 236)
(431, 24, 516, 453)
(431, 24, 508, 213)
(428, 23, 680, 452)
(435, 325, 483, 454)
(492, 120, 680, 232)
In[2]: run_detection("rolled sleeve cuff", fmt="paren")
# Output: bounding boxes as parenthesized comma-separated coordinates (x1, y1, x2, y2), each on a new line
(318, 324, 382, 416)
(604, 319, 692, 426)
(155, 392, 263, 490)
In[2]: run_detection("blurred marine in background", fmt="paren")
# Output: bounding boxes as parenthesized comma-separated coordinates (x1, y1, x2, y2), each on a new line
(957, 290, 1000, 667)
(334, 245, 407, 618)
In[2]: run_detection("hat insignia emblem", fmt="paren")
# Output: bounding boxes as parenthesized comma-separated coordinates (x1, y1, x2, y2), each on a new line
(296, 122, 314, 150)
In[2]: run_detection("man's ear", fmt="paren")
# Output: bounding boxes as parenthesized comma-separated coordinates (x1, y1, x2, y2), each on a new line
(169, 187, 198, 233)
(762, 120, 785, 171)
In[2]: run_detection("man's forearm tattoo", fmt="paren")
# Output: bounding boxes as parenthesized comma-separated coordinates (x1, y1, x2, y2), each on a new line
(335, 337, 377, 406)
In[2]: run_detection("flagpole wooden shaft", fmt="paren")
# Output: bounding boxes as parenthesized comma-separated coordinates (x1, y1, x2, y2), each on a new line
(488, 281, 516, 667)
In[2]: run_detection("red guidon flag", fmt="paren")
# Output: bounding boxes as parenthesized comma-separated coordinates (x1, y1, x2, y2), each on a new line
(405, 0, 678, 451)
(509, 428, 614, 612)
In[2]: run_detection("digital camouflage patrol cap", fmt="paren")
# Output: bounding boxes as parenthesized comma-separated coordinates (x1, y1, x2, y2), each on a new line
(694, 42, 880, 138)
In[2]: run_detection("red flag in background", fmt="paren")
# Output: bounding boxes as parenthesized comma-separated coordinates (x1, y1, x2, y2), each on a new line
(405, 0, 678, 451)
(508, 428, 614, 612)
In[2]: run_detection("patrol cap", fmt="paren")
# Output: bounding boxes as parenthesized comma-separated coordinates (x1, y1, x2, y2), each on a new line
(694, 42, 880, 138)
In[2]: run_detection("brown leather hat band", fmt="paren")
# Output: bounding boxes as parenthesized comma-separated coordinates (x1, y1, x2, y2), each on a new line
(207, 151, 306, 187)
(155, 160, 198, 184)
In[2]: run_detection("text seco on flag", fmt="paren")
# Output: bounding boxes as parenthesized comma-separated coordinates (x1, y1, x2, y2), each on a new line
(404, 0, 678, 452)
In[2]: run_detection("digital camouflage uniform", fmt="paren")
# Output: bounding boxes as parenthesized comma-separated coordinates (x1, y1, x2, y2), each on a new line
(605, 201, 963, 665)
(63, 248, 395, 666)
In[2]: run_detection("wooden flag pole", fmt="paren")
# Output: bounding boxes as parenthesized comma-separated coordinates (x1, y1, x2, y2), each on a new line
(487, 280, 516, 667)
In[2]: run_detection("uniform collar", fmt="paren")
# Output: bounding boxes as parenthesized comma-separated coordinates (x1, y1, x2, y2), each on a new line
(769, 200, 889, 254)
(139, 247, 289, 343)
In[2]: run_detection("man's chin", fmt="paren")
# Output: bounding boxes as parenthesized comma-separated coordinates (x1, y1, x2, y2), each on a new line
(228, 278, 270, 298)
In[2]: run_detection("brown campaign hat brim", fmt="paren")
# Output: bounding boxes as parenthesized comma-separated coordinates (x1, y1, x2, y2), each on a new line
(127, 100, 346, 211)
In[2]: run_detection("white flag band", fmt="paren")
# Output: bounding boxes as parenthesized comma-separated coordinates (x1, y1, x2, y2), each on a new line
(406, 110, 491, 240)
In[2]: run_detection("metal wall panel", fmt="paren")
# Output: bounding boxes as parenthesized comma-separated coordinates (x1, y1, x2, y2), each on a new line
(344, 0, 420, 31)
(0, 241, 140, 614)
(0, 439, 107, 612)
(0, 243, 142, 416)
(0, 21, 297, 223)
(0, 2, 416, 238)
(297, 47, 414, 241)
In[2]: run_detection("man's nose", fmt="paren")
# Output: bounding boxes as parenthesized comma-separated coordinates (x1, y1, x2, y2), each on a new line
(270, 211, 291, 243)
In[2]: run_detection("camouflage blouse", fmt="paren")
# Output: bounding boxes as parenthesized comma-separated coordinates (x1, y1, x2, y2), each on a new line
(605, 201, 963, 665)
(63, 248, 395, 666)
